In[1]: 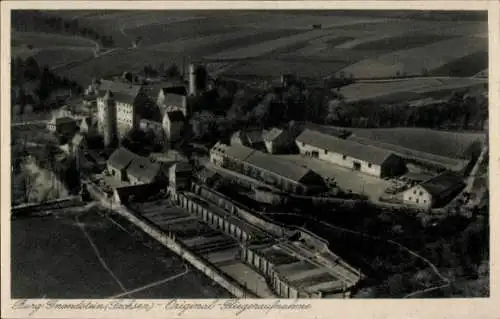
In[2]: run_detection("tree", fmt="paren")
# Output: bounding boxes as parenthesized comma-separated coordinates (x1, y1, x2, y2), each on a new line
(24, 57, 40, 80)
(166, 63, 181, 78)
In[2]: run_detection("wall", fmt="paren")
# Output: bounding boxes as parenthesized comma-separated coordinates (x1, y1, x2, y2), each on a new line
(112, 204, 256, 298)
(296, 142, 382, 177)
(192, 183, 289, 238)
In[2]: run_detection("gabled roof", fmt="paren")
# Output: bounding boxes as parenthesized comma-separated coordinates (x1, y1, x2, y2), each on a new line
(263, 128, 284, 141)
(127, 156, 161, 184)
(219, 143, 255, 161)
(97, 80, 142, 105)
(244, 130, 264, 144)
(162, 92, 186, 108)
(245, 150, 314, 183)
(419, 172, 465, 199)
(296, 129, 395, 165)
(166, 110, 185, 122)
(214, 143, 320, 184)
(108, 147, 138, 170)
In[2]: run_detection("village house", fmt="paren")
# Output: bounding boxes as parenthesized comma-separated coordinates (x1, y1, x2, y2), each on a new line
(126, 156, 162, 185)
(47, 116, 78, 138)
(296, 129, 407, 178)
(106, 147, 137, 182)
(402, 171, 465, 210)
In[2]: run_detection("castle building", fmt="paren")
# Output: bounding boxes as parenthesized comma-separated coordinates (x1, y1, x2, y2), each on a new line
(96, 80, 152, 146)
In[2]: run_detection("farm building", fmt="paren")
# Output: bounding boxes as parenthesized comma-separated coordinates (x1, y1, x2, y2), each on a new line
(126, 156, 162, 185)
(107, 147, 138, 182)
(296, 129, 407, 178)
(402, 171, 465, 210)
(107, 147, 163, 186)
(263, 128, 295, 154)
(210, 143, 326, 194)
(46, 116, 78, 138)
(230, 129, 266, 151)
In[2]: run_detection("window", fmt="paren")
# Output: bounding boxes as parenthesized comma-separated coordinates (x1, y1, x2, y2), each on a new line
(343, 155, 347, 160)
(423, 200, 427, 203)
(368, 163, 372, 168)
(302, 142, 305, 146)
(416, 199, 419, 204)
(324, 149, 328, 154)
(419, 191, 423, 196)
(413, 190, 417, 195)
(409, 197, 412, 200)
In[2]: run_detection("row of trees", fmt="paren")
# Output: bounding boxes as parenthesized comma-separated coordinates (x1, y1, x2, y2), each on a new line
(12, 56, 83, 112)
(140, 63, 182, 79)
(324, 90, 488, 131)
(12, 11, 115, 48)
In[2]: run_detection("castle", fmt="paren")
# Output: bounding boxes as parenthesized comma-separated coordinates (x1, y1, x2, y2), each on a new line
(96, 63, 208, 148)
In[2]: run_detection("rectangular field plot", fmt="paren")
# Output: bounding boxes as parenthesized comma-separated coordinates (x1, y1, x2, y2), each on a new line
(222, 59, 348, 79)
(11, 210, 231, 298)
(338, 77, 488, 103)
(339, 37, 487, 79)
(11, 31, 97, 48)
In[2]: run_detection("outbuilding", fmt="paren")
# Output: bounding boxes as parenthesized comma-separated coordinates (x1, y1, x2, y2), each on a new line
(296, 129, 407, 178)
(402, 171, 465, 210)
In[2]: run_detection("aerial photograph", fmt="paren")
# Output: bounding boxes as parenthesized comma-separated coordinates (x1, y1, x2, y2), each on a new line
(10, 10, 488, 299)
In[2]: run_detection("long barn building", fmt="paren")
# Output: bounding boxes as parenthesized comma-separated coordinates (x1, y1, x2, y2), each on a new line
(295, 129, 407, 178)
(210, 142, 326, 194)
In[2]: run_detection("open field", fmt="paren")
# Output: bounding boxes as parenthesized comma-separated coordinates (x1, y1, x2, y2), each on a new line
(233, 12, 389, 30)
(345, 127, 486, 159)
(11, 31, 97, 48)
(11, 209, 231, 298)
(334, 21, 486, 50)
(206, 29, 339, 60)
(338, 77, 488, 103)
(11, 11, 487, 96)
(149, 28, 302, 53)
(339, 37, 487, 79)
(222, 59, 348, 79)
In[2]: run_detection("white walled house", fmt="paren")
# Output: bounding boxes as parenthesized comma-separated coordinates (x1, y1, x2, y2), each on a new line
(402, 172, 465, 210)
(296, 129, 407, 178)
(209, 142, 229, 166)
